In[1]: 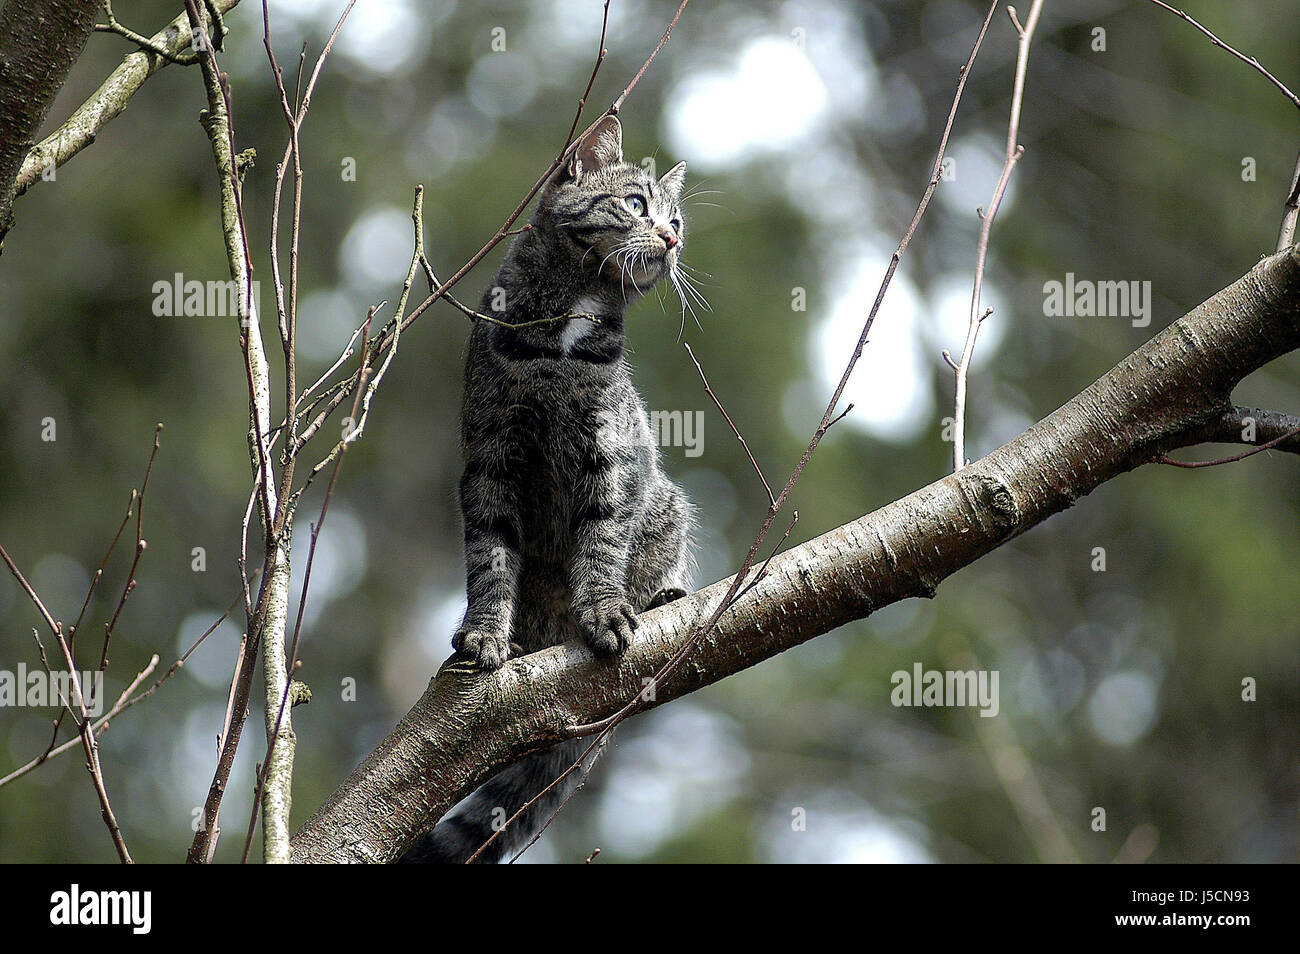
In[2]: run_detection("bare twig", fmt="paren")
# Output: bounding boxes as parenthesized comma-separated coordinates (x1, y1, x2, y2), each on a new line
(0, 543, 132, 861)
(1157, 424, 1300, 467)
(96, 0, 198, 65)
(185, 0, 283, 863)
(1278, 150, 1300, 251)
(1144, 0, 1300, 250)
(1145, 0, 1300, 109)
(684, 341, 774, 506)
(98, 423, 162, 671)
(951, 1, 1043, 472)
(0, 654, 159, 789)
(559, 0, 611, 153)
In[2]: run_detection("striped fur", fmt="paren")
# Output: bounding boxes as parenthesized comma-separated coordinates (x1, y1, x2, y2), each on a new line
(404, 117, 694, 863)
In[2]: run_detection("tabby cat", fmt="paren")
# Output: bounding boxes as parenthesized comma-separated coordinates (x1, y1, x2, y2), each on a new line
(401, 116, 694, 863)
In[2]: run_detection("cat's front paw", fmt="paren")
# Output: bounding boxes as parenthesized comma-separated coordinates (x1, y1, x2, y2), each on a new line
(578, 598, 639, 657)
(452, 627, 512, 670)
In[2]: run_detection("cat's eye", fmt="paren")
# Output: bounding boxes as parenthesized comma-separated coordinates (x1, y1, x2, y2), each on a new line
(623, 194, 648, 217)
(670, 218, 681, 231)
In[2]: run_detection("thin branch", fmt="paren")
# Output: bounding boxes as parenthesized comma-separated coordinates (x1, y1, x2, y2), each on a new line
(185, 0, 283, 864)
(0, 654, 159, 789)
(1159, 404, 1300, 463)
(1144, 0, 1300, 250)
(1145, 0, 1300, 110)
(559, 0, 611, 152)
(96, 1, 198, 64)
(52, 629, 133, 862)
(98, 423, 162, 671)
(0, 543, 132, 861)
(1278, 149, 1300, 251)
(734, 510, 799, 603)
(610, 0, 690, 113)
(684, 341, 774, 506)
(951, 1, 1043, 472)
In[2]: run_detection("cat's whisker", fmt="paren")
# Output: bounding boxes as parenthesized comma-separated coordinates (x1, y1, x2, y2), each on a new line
(677, 261, 716, 283)
(669, 264, 706, 337)
(596, 240, 637, 288)
(674, 266, 713, 313)
(616, 245, 639, 303)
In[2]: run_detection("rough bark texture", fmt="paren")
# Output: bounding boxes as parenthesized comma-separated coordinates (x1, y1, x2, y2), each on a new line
(289, 247, 1300, 863)
(0, 0, 102, 243)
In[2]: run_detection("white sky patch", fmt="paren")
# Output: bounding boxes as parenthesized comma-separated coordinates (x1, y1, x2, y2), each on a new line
(763, 794, 932, 863)
(666, 37, 829, 170)
(597, 704, 749, 857)
(411, 590, 466, 662)
(266, 0, 335, 24)
(864, 70, 926, 139)
(286, 505, 368, 627)
(377, 590, 467, 701)
(784, 145, 876, 229)
(261, 1, 434, 76)
(529, 0, 636, 57)
(380, 588, 465, 704)
(937, 133, 1020, 221)
(174, 613, 243, 689)
(340, 205, 417, 289)
(1089, 671, 1160, 746)
(811, 249, 932, 442)
(925, 274, 1010, 369)
(337, 0, 431, 75)
(296, 288, 370, 364)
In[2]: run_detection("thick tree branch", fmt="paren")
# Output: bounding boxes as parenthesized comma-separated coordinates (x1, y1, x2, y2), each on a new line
(290, 247, 1300, 863)
(10, 0, 242, 204)
(1180, 405, 1300, 455)
(0, 0, 102, 244)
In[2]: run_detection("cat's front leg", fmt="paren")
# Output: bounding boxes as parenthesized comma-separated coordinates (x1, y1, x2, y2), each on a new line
(570, 460, 638, 657)
(454, 459, 521, 670)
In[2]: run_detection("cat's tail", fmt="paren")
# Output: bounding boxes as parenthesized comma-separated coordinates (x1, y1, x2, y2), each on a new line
(397, 735, 603, 864)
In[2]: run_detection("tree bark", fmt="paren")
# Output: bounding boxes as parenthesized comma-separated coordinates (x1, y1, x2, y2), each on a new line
(288, 246, 1300, 863)
(0, 0, 101, 244)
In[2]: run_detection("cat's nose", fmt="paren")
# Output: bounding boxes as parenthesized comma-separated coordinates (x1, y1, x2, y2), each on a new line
(658, 227, 678, 249)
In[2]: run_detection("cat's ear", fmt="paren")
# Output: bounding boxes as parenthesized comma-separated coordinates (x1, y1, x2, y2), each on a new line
(565, 115, 624, 181)
(659, 160, 687, 195)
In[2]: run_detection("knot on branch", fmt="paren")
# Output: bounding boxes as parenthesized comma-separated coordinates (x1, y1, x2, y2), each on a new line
(289, 680, 311, 707)
(235, 148, 256, 182)
(967, 472, 1020, 533)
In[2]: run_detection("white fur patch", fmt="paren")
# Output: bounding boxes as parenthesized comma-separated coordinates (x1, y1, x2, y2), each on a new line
(560, 297, 604, 354)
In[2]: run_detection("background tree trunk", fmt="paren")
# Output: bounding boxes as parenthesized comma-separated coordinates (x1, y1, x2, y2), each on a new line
(0, 0, 101, 244)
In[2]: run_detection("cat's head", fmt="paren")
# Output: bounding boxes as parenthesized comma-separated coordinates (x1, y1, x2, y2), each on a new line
(542, 115, 687, 297)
